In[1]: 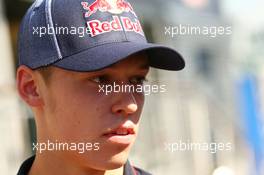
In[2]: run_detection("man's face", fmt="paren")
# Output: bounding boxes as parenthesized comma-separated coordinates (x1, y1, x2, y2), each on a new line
(36, 53, 149, 170)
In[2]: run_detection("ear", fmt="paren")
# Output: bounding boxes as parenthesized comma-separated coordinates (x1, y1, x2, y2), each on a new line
(16, 65, 44, 107)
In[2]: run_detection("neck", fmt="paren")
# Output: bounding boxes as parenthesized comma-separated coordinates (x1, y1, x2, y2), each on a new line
(28, 152, 124, 175)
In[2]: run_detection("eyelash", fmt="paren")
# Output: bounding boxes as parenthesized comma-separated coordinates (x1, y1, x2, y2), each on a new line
(130, 76, 148, 84)
(90, 76, 148, 84)
(90, 75, 109, 84)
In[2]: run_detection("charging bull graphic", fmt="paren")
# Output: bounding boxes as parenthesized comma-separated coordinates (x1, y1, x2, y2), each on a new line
(81, 0, 137, 18)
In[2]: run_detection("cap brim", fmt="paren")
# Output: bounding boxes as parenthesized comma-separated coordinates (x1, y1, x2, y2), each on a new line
(53, 42, 185, 72)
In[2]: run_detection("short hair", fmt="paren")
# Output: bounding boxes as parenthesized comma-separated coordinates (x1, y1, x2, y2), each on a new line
(36, 66, 53, 84)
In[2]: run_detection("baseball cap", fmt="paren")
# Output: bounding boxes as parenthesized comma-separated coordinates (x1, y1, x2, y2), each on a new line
(18, 0, 185, 71)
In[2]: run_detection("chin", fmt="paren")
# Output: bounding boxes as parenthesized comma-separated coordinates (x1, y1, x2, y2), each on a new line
(84, 156, 128, 171)
(102, 161, 126, 170)
(78, 148, 131, 171)
(107, 155, 129, 168)
(97, 150, 130, 170)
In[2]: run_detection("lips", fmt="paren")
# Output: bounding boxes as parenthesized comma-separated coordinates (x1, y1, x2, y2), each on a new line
(103, 123, 136, 145)
(105, 127, 135, 136)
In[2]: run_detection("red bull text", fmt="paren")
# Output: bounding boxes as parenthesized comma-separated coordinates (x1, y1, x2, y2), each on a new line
(87, 16, 144, 37)
(81, 0, 142, 37)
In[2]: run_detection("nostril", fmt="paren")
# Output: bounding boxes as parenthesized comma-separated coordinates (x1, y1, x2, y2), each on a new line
(116, 109, 123, 114)
(112, 100, 138, 116)
(113, 104, 137, 116)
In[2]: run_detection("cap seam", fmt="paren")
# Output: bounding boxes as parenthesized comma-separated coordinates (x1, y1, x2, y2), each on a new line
(78, 0, 88, 29)
(118, 14, 129, 42)
(45, 0, 63, 59)
(45, 0, 57, 59)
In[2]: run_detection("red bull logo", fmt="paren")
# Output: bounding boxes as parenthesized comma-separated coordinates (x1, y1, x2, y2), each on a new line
(81, 0, 144, 37)
(87, 15, 144, 37)
(81, 0, 137, 18)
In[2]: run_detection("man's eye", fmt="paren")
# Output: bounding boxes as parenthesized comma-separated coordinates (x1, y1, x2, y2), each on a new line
(130, 76, 148, 84)
(90, 76, 108, 84)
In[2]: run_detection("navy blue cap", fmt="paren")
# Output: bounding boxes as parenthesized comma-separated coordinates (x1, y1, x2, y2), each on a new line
(18, 0, 185, 71)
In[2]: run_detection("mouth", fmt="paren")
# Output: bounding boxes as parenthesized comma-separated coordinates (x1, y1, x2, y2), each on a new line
(103, 125, 136, 145)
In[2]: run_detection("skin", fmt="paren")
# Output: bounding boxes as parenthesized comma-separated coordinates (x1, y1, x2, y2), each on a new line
(17, 53, 149, 175)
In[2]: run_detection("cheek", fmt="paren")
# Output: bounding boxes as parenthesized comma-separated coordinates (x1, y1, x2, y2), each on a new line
(131, 92, 145, 122)
(134, 92, 145, 111)
(44, 82, 145, 142)
(46, 84, 111, 141)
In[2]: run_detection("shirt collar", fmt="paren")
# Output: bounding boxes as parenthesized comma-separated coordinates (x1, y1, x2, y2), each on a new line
(17, 156, 137, 175)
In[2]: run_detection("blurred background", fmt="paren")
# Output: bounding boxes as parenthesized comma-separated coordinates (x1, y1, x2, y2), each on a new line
(0, 0, 264, 174)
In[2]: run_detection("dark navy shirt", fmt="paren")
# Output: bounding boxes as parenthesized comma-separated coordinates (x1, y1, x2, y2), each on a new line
(17, 156, 152, 175)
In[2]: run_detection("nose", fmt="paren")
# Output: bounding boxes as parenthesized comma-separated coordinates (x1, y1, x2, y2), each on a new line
(111, 92, 138, 117)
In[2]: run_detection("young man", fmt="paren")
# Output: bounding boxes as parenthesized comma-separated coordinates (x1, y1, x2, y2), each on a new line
(16, 0, 185, 174)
